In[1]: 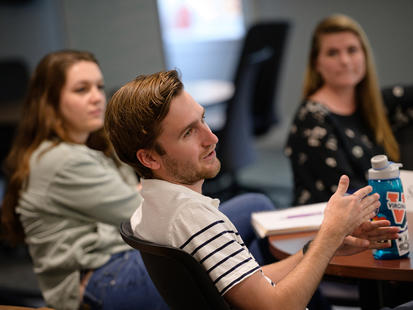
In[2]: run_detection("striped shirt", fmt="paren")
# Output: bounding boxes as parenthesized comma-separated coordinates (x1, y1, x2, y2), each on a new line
(131, 178, 261, 295)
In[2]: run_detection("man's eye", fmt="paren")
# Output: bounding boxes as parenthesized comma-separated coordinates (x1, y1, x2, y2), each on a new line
(184, 129, 193, 137)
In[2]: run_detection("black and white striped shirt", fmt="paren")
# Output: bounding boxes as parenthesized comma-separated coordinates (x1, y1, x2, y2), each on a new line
(132, 178, 261, 295)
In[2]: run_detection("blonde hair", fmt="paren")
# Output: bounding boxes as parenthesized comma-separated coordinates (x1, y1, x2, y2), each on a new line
(302, 14, 399, 161)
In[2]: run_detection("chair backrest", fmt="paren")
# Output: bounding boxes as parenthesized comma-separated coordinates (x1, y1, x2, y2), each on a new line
(0, 58, 30, 176)
(214, 20, 290, 175)
(217, 57, 263, 173)
(0, 58, 29, 103)
(119, 221, 231, 310)
(381, 84, 413, 170)
(233, 21, 290, 136)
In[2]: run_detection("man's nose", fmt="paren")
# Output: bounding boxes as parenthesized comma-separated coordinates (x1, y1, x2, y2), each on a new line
(202, 122, 219, 145)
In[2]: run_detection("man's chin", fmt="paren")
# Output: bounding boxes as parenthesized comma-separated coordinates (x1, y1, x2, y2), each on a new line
(204, 160, 221, 179)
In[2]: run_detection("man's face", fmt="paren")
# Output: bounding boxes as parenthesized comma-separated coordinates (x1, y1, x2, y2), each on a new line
(154, 90, 221, 187)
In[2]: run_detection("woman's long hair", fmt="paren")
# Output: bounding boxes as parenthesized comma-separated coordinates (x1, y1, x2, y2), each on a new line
(1, 50, 115, 244)
(302, 14, 399, 161)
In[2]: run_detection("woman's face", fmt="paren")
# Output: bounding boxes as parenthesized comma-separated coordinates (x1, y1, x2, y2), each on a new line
(316, 31, 366, 90)
(59, 61, 106, 143)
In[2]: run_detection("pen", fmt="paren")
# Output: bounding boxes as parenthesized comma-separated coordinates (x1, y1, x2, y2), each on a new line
(286, 211, 323, 219)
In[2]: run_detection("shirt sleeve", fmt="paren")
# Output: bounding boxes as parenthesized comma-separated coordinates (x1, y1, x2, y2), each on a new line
(170, 204, 260, 296)
(48, 150, 141, 225)
(285, 104, 366, 205)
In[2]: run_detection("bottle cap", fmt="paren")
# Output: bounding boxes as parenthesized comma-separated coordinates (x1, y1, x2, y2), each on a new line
(368, 154, 403, 180)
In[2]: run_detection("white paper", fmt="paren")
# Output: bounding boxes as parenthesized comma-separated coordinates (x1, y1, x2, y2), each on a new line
(400, 169, 413, 212)
(251, 202, 326, 238)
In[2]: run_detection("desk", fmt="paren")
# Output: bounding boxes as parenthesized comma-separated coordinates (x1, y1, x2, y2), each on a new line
(269, 211, 413, 309)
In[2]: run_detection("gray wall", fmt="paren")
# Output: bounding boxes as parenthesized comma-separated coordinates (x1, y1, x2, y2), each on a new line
(0, 0, 65, 72)
(61, 0, 165, 93)
(0, 0, 165, 96)
(244, 0, 413, 135)
(1, 0, 413, 131)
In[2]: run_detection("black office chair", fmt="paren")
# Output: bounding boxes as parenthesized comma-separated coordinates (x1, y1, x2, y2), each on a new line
(203, 21, 291, 203)
(0, 58, 29, 176)
(382, 84, 413, 170)
(119, 221, 231, 310)
(234, 21, 290, 136)
(0, 59, 45, 307)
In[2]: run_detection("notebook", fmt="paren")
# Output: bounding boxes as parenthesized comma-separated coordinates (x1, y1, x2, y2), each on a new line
(251, 202, 326, 238)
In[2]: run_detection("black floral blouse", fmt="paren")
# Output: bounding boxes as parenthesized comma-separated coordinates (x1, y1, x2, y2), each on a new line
(285, 85, 413, 205)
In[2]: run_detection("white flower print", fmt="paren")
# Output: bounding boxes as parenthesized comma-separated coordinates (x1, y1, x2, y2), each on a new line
(298, 152, 308, 165)
(361, 135, 373, 149)
(284, 147, 292, 157)
(325, 138, 337, 151)
(298, 189, 311, 205)
(326, 157, 337, 167)
(315, 180, 325, 191)
(305, 126, 327, 147)
(352, 146, 364, 158)
(345, 128, 355, 138)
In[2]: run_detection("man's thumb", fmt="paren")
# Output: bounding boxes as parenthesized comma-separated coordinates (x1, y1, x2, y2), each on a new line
(335, 175, 349, 196)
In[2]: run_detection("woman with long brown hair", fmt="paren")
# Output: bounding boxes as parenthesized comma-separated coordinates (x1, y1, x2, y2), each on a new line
(285, 14, 413, 205)
(1, 50, 168, 310)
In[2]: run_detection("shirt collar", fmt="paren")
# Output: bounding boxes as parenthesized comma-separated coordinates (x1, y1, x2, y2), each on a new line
(141, 178, 220, 208)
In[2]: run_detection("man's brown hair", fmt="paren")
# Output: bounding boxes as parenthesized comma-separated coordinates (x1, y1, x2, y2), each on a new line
(105, 70, 183, 178)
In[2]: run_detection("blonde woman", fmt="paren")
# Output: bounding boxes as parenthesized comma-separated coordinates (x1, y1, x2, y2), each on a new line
(285, 14, 413, 205)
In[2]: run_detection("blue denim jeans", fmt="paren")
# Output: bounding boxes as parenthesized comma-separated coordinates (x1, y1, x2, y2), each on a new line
(82, 251, 169, 310)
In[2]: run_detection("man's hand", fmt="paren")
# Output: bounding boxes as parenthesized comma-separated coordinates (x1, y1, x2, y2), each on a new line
(320, 175, 380, 243)
(335, 220, 400, 256)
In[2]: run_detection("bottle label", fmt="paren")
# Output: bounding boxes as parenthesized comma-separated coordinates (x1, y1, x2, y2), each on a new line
(370, 178, 410, 259)
(386, 192, 406, 224)
(396, 229, 410, 257)
(385, 191, 409, 256)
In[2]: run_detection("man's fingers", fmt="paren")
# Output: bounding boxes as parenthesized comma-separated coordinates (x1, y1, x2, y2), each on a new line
(353, 221, 399, 239)
(368, 240, 392, 250)
(344, 235, 369, 248)
(357, 220, 390, 233)
(366, 220, 391, 229)
(360, 193, 379, 206)
(353, 185, 374, 200)
(359, 194, 380, 216)
(335, 175, 350, 196)
(361, 225, 399, 238)
(366, 233, 399, 242)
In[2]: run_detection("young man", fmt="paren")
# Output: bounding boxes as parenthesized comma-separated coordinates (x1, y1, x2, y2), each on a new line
(105, 70, 400, 310)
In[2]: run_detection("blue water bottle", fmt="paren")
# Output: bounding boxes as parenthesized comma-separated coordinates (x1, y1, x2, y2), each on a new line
(368, 154, 409, 259)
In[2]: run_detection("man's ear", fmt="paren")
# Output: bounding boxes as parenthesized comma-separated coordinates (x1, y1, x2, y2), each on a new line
(136, 149, 161, 170)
